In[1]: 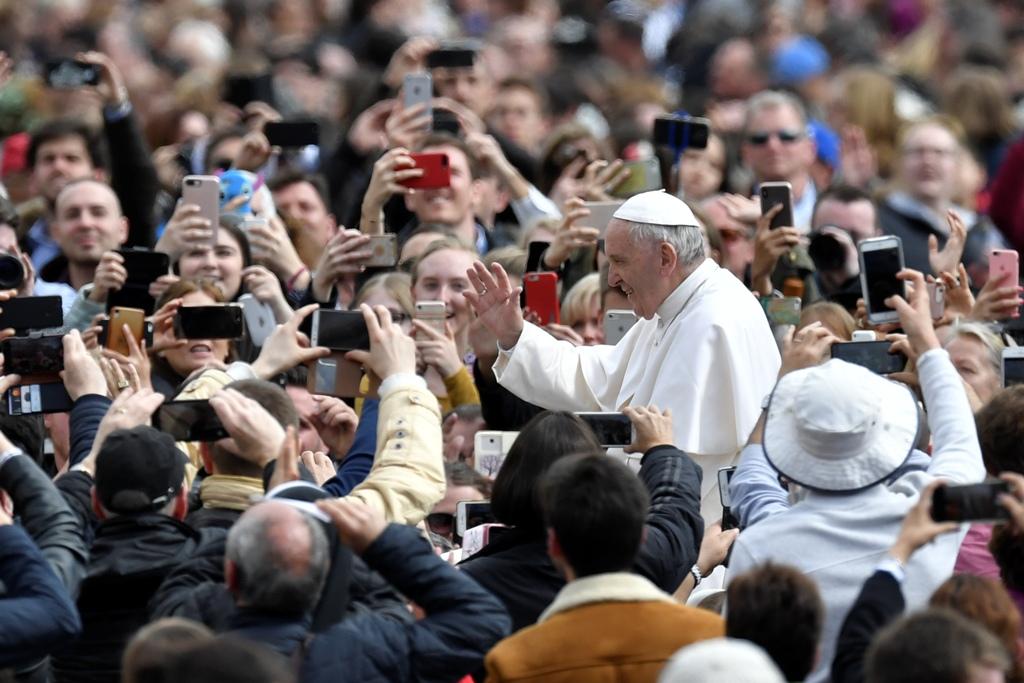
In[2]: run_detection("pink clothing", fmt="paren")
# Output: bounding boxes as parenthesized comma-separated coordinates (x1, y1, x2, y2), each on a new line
(953, 523, 1001, 580)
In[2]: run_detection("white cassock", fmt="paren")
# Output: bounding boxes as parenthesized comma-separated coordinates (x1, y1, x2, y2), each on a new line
(493, 258, 781, 520)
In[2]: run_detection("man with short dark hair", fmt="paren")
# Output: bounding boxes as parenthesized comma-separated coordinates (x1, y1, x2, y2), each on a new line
(484, 453, 722, 682)
(808, 184, 880, 305)
(726, 562, 825, 681)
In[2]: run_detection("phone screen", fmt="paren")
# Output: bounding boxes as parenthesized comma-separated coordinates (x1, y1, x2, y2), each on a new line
(526, 241, 550, 273)
(0, 296, 63, 332)
(577, 413, 633, 447)
(1005, 358, 1024, 387)
(718, 467, 736, 508)
(456, 500, 494, 539)
(45, 60, 100, 88)
(831, 341, 907, 375)
(932, 482, 1010, 522)
(862, 247, 902, 315)
(2, 336, 64, 375)
(427, 48, 476, 69)
(760, 184, 794, 230)
(118, 250, 170, 285)
(157, 400, 229, 442)
(175, 306, 243, 340)
(264, 121, 320, 148)
(314, 311, 371, 351)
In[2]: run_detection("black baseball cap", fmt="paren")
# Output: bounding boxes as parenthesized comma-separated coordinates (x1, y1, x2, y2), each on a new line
(95, 426, 186, 515)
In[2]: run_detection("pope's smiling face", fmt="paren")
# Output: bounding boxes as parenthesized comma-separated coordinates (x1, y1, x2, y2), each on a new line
(604, 219, 667, 320)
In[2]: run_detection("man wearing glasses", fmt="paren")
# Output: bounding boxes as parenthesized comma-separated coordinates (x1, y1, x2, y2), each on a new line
(741, 90, 819, 232)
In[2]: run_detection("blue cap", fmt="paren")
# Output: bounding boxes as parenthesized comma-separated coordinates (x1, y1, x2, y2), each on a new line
(808, 119, 840, 169)
(772, 36, 830, 85)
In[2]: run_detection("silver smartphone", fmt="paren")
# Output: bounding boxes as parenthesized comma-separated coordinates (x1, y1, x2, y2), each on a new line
(403, 72, 433, 124)
(181, 175, 220, 241)
(858, 235, 905, 326)
(582, 200, 625, 238)
(238, 293, 276, 347)
(603, 309, 638, 345)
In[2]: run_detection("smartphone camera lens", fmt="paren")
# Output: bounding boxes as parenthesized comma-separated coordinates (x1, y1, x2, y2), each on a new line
(0, 251, 25, 290)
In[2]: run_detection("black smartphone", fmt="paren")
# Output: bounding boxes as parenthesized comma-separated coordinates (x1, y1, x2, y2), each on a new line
(760, 182, 794, 230)
(6, 383, 73, 415)
(45, 60, 101, 88)
(157, 400, 229, 442)
(264, 121, 320, 148)
(652, 115, 710, 150)
(311, 310, 371, 351)
(718, 466, 739, 531)
(859, 237, 906, 326)
(576, 412, 634, 448)
(526, 241, 550, 273)
(432, 109, 461, 136)
(173, 305, 244, 340)
(223, 73, 275, 109)
(1, 335, 64, 375)
(831, 341, 907, 375)
(97, 319, 155, 349)
(107, 249, 170, 314)
(931, 482, 1011, 523)
(427, 48, 477, 69)
(0, 296, 63, 332)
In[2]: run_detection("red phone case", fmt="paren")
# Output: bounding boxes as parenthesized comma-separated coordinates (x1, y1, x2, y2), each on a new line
(401, 153, 451, 190)
(524, 273, 560, 326)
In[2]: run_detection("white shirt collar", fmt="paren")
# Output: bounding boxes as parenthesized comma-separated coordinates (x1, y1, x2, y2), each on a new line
(655, 258, 718, 328)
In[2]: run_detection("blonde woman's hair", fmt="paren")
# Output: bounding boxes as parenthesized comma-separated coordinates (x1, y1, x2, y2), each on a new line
(483, 246, 528, 278)
(410, 236, 477, 286)
(353, 271, 414, 317)
(798, 302, 856, 341)
(944, 321, 1005, 373)
(561, 273, 601, 328)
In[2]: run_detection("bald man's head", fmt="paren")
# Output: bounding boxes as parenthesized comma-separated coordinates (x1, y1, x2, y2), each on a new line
(225, 501, 329, 615)
(52, 179, 128, 267)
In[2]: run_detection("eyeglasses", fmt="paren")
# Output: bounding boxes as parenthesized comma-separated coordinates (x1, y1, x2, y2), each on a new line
(426, 512, 454, 536)
(746, 130, 805, 146)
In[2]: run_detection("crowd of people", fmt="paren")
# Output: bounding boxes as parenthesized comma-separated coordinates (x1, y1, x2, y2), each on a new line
(4, 0, 1024, 681)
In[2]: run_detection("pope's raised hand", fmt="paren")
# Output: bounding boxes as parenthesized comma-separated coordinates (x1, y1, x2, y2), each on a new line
(464, 262, 524, 350)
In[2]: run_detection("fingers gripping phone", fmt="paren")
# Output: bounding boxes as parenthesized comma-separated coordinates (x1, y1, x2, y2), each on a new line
(107, 307, 146, 357)
(311, 310, 371, 351)
(0, 296, 63, 332)
(831, 340, 908, 375)
(403, 73, 433, 124)
(415, 301, 447, 336)
(990, 249, 1019, 287)
(524, 272, 560, 326)
(858, 236, 906, 326)
(576, 412, 634, 448)
(1, 335, 64, 377)
(400, 153, 450, 190)
(157, 400, 229, 442)
(174, 305, 245, 340)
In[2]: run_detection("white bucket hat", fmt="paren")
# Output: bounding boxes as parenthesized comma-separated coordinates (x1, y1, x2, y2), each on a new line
(763, 359, 919, 492)
(659, 638, 785, 683)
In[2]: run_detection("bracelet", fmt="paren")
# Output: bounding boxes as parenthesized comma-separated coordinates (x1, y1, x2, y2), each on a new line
(689, 564, 703, 586)
(287, 266, 309, 290)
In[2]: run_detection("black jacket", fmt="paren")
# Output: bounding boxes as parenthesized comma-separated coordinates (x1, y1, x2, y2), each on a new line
(473, 361, 542, 431)
(0, 455, 87, 597)
(301, 524, 511, 683)
(105, 107, 159, 250)
(877, 197, 945, 275)
(459, 445, 704, 631)
(832, 569, 906, 683)
(49, 506, 224, 683)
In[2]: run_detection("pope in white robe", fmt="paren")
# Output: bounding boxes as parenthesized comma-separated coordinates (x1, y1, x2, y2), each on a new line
(466, 191, 781, 520)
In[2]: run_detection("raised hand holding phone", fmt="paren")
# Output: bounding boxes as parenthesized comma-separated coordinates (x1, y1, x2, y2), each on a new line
(890, 480, 959, 565)
(344, 304, 417, 381)
(883, 268, 941, 357)
(623, 405, 673, 454)
(751, 204, 800, 296)
(209, 387, 285, 467)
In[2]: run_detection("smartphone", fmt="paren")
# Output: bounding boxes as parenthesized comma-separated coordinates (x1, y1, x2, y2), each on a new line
(311, 310, 371, 351)
(364, 234, 398, 268)
(851, 330, 876, 342)
(524, 272, 560, 325)
(927, 281, 946, 320)
(718, 466, 739, 531)
(831, 341, 907, 375)
(990, 249, 1019, 287)
(1002, 347, 1024, 387)
(455, 500, 494, 542)
(106, 307, 146, 357)
(173, 304, 244, 340)
(931, 482, 1011, 523)
(609, 158, 663, 198)
(526, 241, 550, 274)
(238, 294, 276, 347)
(0, 296, 63, 331)
(181, 175, 220, 239)
(403, 72, 433, 123)
(582, 200, 624, 238)
(307, 356, 364, 397)
(223, 73, 275, 109)
(45, 60, 100, 88)
(157, 400, 229, 442)
(414, 301, 447, 336)
(760, 182, 794, 230)
(5, 383, 73, 416)
(604, 309, 638, 345)
(264, 121, 320, 148)
(98, 319, 154, 349)
(473, 431, 519, 478)
(858, 236, 906, 325)
(576, 412, 634, 448)
(652, 115, 711, 150)
(1, 335, 64, 376)
(107, 249, 171, 314)
(763, 296, 802, 326)
(427, 47, 477, 69)
(401, 153, 451, 190)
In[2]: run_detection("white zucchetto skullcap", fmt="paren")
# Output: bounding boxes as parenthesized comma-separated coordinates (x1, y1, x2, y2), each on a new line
(612, 190, 698, 227)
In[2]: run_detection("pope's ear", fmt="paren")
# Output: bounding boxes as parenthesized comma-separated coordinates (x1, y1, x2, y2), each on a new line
(660, 241, 680, 271)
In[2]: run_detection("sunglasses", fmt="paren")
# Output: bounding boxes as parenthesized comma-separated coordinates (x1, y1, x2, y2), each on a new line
(426, 512, 454, 535)
(746, 130, 804, 146)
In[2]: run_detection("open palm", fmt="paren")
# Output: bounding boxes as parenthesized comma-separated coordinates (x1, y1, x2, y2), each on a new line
(465, 262, 525, 349)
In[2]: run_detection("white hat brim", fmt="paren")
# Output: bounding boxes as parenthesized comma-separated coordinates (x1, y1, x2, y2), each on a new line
(763, 370, 919, 492)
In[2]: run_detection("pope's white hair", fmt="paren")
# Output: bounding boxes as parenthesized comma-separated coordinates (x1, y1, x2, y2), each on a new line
(628, 222, 706, 267)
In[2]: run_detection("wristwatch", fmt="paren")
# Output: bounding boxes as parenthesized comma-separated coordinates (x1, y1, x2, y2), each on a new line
(690, 564, 703, 586)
